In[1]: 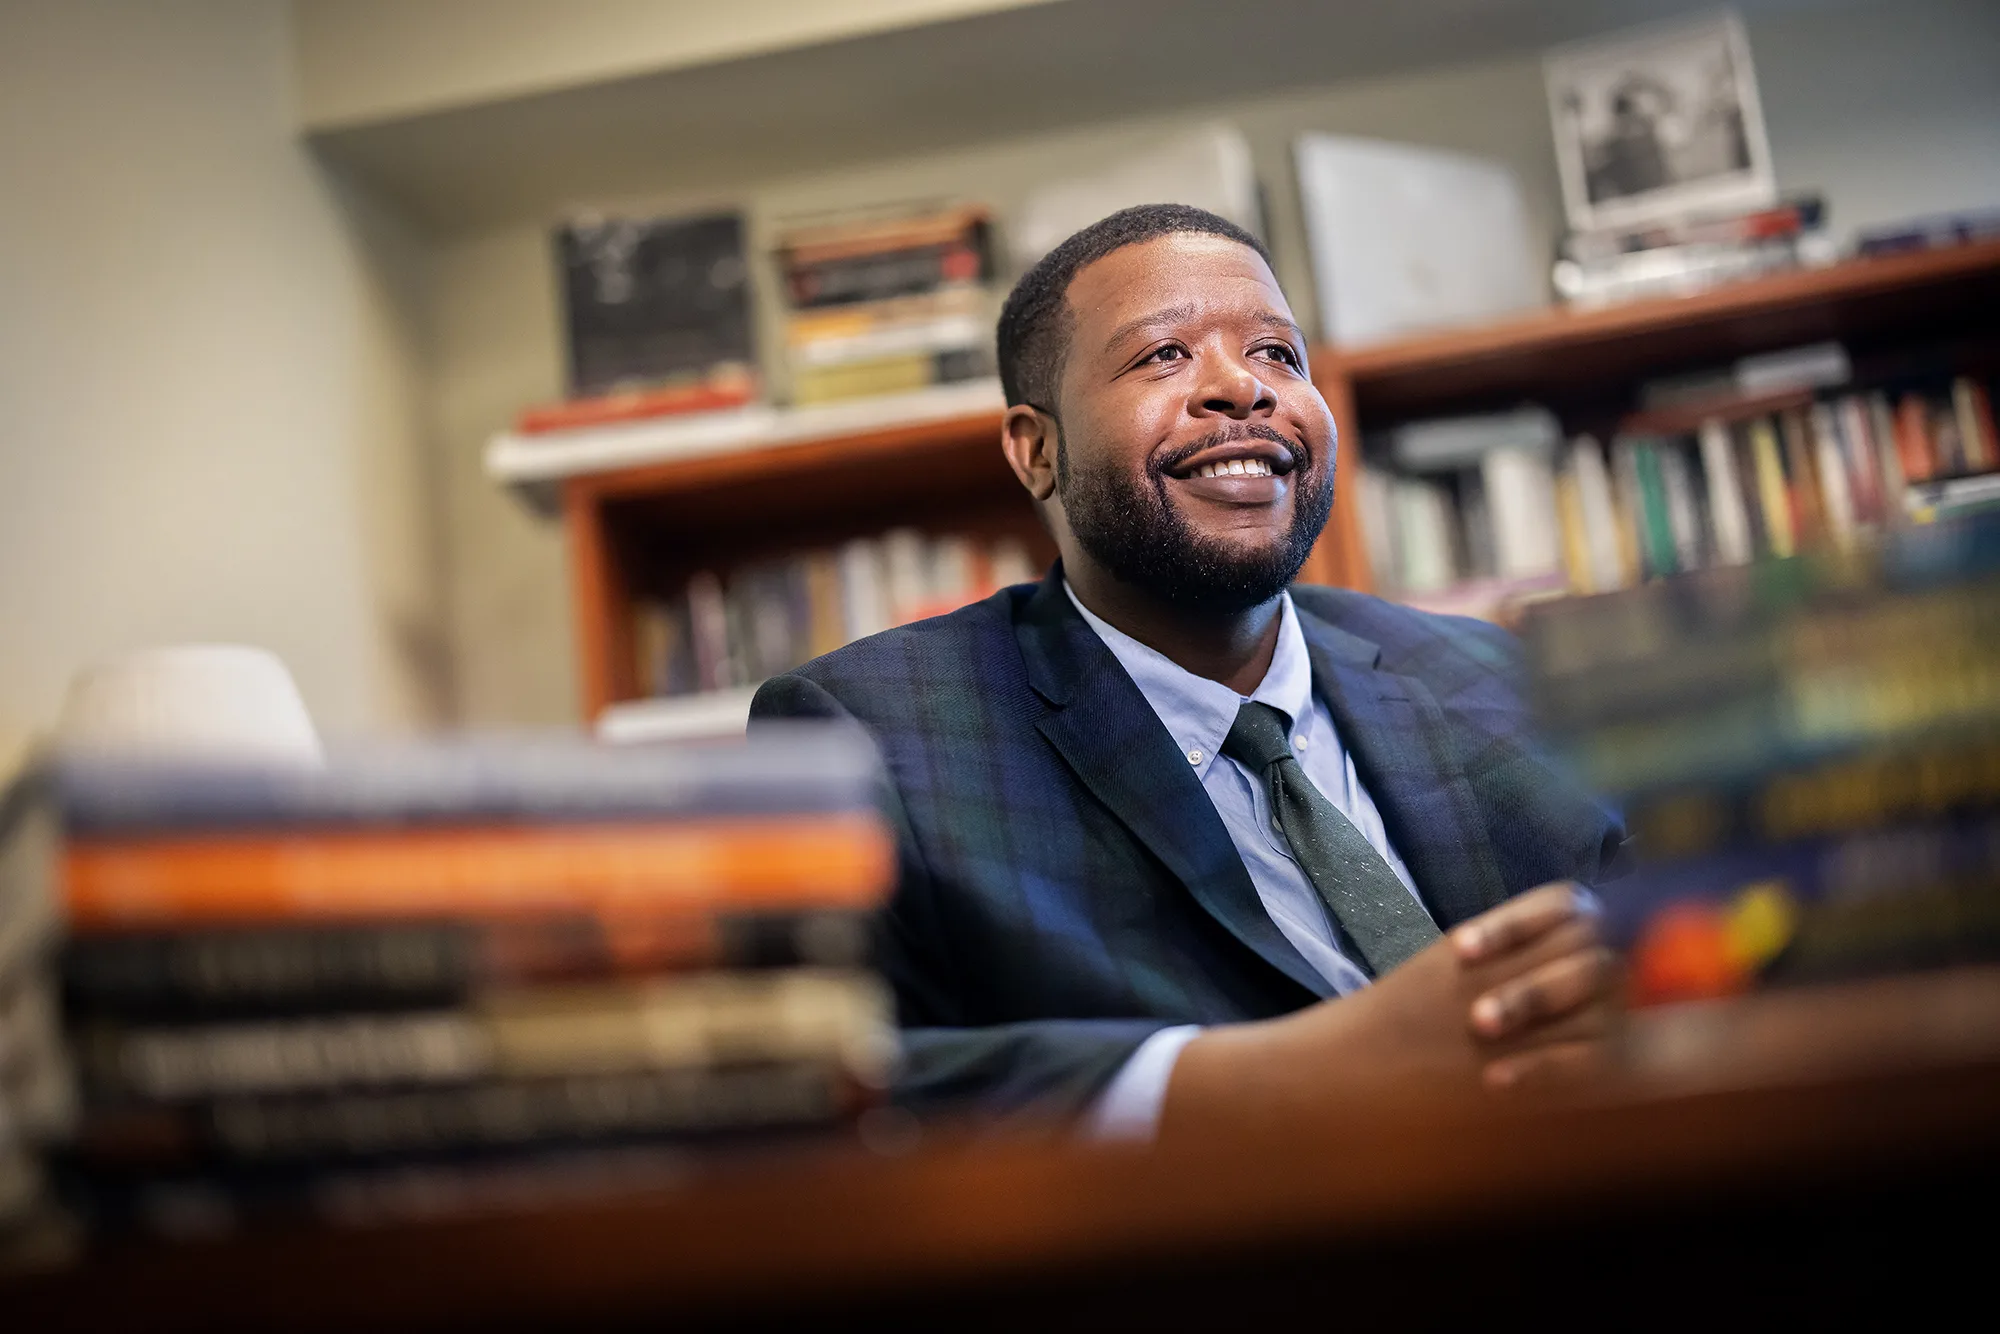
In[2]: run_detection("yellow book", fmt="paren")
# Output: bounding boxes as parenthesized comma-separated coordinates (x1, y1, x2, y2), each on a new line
(1749, 417, 1795, 558)
(1554, 471, 1592, 593)
(790, 355, 939, 405)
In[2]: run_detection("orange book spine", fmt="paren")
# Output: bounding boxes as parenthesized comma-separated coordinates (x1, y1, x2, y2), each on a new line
(63, 815, 892, 930)
(1894, 394, 1937, 483)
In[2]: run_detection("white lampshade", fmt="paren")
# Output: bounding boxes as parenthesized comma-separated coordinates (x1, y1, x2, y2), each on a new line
(56, 645, 322, 767)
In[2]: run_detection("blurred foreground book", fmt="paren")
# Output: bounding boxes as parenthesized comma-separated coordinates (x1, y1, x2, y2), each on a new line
(0, 729, 897, 1244)
(1524, 514, 2000, 1005)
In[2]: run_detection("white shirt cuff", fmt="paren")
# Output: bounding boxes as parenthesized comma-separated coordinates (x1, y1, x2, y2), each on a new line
(1081, 1024, 1203, 1142)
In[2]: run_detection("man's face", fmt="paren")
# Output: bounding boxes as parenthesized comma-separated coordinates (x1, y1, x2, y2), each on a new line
(1047, 233, 1337, 613)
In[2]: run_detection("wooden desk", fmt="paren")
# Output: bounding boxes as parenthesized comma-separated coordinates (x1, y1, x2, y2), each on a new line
(12, 968, 2000, 1331)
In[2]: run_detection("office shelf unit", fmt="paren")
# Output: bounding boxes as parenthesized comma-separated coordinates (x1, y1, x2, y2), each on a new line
(515, 240, 2000, 723)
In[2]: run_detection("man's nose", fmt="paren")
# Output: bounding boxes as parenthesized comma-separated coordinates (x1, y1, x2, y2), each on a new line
(1195, 355, 1276, 420)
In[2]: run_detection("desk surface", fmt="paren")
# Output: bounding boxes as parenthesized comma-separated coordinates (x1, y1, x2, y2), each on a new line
(12, 968, 2000, 1331)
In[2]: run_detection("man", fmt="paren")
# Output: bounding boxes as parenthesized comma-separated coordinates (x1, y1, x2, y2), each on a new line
(753, 204, 1624, 1140)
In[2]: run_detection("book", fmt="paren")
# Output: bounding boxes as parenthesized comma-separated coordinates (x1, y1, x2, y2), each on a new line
(1656, 443, 1704, 573)
(1554, 471, 1592, 592)
(555, 214, 755, 399)
(1835, 396, 1885, 528)
(60, 816, 894, 931)
(1868, 393, 1907, 520)
(1807, 403, 1858, 550)
(776, 205, 990, 271)
(49, 731, 882, 835)
(1630, 443, 1679, 577)
(784, 247, 988, 310)
(1391, 477, 1457, 593)
(785, 314, 988, 370)
(76, 1061, 865, 1170)
(1776, 409, 1826, 548)
(73, 969, 893, 1102)
(1615, 811, 2000, 1002)
(60, 911, 874, 1021)
(1570, 436, 1627, 591)
(1387, 407, 1562, 473)
(1747, 417, 1796, 558)
(1480, 446, 1562, 580)
(789, 349, 987, 406)
(781, 286, 988, 345)
(1699, 418, 1755, 565)
(515, 374, 757, 435)
(1954, 377, 1997, 473)
(1894, 393, 1938, 483)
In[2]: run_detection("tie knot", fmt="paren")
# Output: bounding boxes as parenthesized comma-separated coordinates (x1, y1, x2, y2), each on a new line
(1221, 701, 1296, 771)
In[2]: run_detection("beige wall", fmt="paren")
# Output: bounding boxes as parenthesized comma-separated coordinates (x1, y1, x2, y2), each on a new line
(0, 0, 446, 747)
(430, 0, 2000, 729)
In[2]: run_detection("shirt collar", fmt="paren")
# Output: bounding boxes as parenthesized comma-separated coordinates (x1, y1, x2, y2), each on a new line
(1062, 580, 1313, 775)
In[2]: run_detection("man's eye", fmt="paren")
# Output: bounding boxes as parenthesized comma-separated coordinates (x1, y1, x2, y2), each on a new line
(1142, 345, 1188, 365)
(1257, 344, 1302, 368)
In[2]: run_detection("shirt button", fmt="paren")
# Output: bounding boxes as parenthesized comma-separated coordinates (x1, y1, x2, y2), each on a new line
(1186, 748, 1203, 765)
(1294, 735, 1309, 750)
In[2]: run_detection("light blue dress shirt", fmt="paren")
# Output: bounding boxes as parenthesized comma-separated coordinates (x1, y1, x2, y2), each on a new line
(1061, 582, 1431, 1139)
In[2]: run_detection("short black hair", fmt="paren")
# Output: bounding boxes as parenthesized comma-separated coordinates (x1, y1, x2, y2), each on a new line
(996, 203, 1271, 411)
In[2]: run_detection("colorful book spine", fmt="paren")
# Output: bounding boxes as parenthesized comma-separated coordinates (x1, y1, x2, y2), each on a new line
(62, 815, 894, 930)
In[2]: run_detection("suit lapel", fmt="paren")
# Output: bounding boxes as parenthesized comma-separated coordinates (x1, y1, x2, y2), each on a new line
(1014, 571, 1331, 1002)
(1295, 604, 1509, 930)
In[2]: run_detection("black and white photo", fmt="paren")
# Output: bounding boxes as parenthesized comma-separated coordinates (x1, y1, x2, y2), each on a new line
(1545, 11, 1777, 233)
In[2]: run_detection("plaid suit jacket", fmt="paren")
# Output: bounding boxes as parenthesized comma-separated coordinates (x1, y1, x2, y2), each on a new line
(751, 565, 1624, 1120)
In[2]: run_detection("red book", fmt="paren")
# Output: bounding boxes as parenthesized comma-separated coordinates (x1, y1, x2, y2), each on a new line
(1894, 394, 1938, 483)
(517, 376, 756, 435)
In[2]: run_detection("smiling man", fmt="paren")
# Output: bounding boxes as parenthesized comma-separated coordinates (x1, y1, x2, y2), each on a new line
(752, 205, 1626, 1138)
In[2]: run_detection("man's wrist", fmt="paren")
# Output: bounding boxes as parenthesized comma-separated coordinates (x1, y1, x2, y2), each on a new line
(1083, 1025, 1203, 1142)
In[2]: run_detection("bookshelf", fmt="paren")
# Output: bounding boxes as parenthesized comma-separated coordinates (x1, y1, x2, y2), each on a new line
(514, 240, 2000, 724)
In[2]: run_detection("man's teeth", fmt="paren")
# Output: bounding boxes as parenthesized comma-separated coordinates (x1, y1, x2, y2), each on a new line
(1188, 458, 1274, 479)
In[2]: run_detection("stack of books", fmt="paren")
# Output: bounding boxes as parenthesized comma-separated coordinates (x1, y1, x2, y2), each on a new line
(1523, 515, 2000, 1004)
(636, 529, 1038, 698)
(516, 212, 762, 436)
(1552, 196, 1833, 309)
(0, 732, 898, 1241)
(1359, 370, 2000, 612)
(775, 206, 996, 406)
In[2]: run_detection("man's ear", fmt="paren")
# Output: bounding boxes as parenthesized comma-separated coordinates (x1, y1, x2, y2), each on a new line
(1001, 405, 1058, 502)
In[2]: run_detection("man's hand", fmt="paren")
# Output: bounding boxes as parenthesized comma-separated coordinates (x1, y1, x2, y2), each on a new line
(1159, 882, 1620, 1140)
(1450, 883, 1620, 1089)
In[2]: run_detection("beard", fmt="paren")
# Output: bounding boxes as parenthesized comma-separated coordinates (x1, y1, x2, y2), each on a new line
(1054, 421, 1335, 614)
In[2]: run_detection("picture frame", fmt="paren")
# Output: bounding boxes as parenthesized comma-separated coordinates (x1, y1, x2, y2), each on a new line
(1544, 11, 1777, 234)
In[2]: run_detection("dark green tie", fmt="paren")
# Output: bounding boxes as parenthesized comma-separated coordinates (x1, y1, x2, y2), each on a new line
(1221, 701, 1440, 978)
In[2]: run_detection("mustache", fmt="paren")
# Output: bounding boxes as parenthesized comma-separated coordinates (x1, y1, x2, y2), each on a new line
(1153, 423, 1308, 476)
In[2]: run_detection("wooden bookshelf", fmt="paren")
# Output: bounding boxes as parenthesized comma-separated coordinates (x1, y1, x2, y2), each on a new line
(530, 241, 2000, 723)
(13, 967, 2000, 1330)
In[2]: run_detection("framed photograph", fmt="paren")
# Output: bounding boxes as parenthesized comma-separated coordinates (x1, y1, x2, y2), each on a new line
(1545, 11, 1777, 234)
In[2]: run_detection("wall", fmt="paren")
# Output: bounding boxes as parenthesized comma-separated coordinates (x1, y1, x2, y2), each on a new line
(0, 0, 446, 748)
(426, 0, 1999, 730)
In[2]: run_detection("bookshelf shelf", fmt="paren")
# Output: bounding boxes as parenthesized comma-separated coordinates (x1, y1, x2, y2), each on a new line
(544, 243, 2000, 724)
(1334, 239, 2000, 423)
